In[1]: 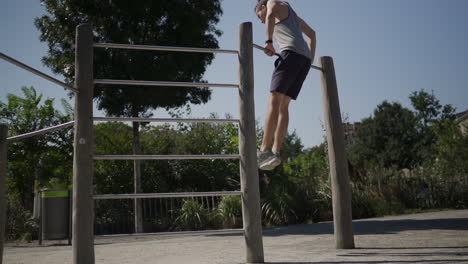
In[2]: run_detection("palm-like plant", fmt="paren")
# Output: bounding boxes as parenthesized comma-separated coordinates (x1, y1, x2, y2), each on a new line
(217, 196, 242, 228)
(174, 199, 209, 231)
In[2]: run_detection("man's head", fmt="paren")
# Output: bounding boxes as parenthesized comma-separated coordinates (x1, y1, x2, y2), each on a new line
(255, 0, 269, 24)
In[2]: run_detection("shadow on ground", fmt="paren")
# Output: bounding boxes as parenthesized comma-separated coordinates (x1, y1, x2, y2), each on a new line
(260, 217, 468, 237)
(265, 260, 468, 264)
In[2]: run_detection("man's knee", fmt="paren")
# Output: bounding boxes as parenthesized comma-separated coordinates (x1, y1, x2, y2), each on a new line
(269, 92, 283, 108)
(279, 104, 289, 115)
(279, 98, 291, 114)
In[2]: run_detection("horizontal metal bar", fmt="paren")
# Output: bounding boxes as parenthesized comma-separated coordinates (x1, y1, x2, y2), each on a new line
(93, 117, 240, 124)
(93, 154, 240, 160)
(95, 228, 244, 239)
(7, 121, 75, 141)
(252, 43, 324, 72)
(94, 43, 238, 54)
(94, 79, 239, 88)
(253, 43, 282, 57)
(310, 64, 324, 72)
(0, 52, 79, 93)
(94, 191, 242, 200)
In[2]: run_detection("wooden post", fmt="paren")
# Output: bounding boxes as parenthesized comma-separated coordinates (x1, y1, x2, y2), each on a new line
(238, 22, 265, 264)
(73, 24, 95, 263)
(319, 56, 355, 249)
(0, 125, 7, 264)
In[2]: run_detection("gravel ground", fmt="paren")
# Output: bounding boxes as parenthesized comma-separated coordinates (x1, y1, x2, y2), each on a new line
(4, 209, 468, 264)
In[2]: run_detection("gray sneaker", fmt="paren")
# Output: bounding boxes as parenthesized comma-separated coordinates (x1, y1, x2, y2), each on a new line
(257, 149, 274, 170)
(258, 150, 281, 171)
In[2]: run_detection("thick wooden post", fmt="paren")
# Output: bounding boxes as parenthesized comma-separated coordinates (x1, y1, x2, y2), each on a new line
(238, 22, 264, 264)
(319, 56, 355, 249)
(0, 125, 7, 264)
(73, 24, 95, 263)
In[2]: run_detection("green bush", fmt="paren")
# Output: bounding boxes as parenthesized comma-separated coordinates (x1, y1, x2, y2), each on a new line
(217, 196, 242, 228)
(6, 193, 39, 242)
(174, 199, 210, 231)
(261, 191, 295, 227)
(351, 183, 377, 219)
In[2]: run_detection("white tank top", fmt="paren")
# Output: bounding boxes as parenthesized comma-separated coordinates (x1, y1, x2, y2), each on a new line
(273, 2, 311, 59)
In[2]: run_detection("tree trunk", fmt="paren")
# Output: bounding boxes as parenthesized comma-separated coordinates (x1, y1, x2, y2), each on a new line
(132, 120, 143, 234)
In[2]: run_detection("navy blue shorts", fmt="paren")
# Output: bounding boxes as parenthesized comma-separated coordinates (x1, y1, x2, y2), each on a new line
(270, 50, 311, 100)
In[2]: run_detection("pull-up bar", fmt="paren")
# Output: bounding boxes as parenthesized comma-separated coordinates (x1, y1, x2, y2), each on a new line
(252, 44, 323, 72)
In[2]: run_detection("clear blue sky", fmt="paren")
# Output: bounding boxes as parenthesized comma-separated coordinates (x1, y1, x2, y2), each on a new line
(1, 0, 467, 148)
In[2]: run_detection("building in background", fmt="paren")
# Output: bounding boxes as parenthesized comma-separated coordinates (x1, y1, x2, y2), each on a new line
(455, 110, 468, 135)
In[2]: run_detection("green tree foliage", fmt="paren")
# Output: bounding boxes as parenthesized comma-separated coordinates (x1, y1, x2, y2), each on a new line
(349, 101, 419, 169)
(94, 122, 134, 194)
(434, 119, 468, 172)
(349, 90, 456, 170)
(35, 0, 223, 115)
(1, 87, 73, 241)
(0, 87, 73, 208)
(409, 89, 456, 161)
(260, 141, 330, 226)
(347, 89, 466, 214)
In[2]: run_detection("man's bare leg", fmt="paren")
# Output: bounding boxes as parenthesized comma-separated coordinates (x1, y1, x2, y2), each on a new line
(260, 92, 282, 152)
(272, 94, 291, 153)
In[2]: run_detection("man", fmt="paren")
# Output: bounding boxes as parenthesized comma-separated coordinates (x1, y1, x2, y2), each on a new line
(255, 0, 317, 170)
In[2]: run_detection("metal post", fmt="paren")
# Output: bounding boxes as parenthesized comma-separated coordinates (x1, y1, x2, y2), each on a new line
(73, 24, 95, 263)
(133, 123, 143, 234)
(39, 190, 42, 246)
(319, 56, 355, 249)
(238, 22, 264, 264)
(0, 125, 7, 264)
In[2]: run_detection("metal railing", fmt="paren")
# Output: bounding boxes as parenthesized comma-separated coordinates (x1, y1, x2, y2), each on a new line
(0, 53, 78, 93)
(93, 154, 240, 160)
(94, 43, 238, 54)
(93, 194, 243, 238)
(94, 191, 242, 200)
(94, 79, 239, 88)
(94, 191, 243, 238)
(96, 229, 244, 238)
(6, 121, 75, 141)
(94, 117, 240, 123)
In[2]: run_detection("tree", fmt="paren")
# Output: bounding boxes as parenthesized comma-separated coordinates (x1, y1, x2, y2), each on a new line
(35, 0, 223, 232)
(409, 89, 455, 161)
(434, 119, 468, 174)
(348, 101, 419, 169)
(0, 86, 73, 210)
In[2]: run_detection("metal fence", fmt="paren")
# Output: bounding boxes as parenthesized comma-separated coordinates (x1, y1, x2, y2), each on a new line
(94, 195, 242, 236)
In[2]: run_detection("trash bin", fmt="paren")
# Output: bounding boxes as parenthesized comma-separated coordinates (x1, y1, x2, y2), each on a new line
(40, 188, 71, 241)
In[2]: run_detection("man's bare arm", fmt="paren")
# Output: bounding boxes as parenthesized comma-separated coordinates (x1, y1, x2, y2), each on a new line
(298, 16, 316, 63)
(263, 0, 281, 55)
(265, 1, 280, 41)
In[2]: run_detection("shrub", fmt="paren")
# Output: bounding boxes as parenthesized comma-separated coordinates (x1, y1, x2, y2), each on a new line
(217, 196, 242, 228)
(174, 199, 209, 231)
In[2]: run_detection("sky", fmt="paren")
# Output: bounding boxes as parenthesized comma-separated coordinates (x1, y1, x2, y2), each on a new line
(1, 0, 467, 148)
